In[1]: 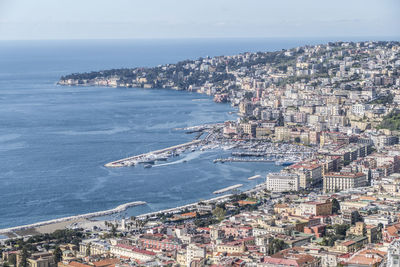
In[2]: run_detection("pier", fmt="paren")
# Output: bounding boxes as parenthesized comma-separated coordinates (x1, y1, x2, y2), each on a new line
(105, 140, 202, 167)
(214, 157, 275, 163)
(231, 151, 314, 157)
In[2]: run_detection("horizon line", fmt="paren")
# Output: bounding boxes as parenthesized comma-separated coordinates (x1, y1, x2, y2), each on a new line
(0, 35, 400, 42)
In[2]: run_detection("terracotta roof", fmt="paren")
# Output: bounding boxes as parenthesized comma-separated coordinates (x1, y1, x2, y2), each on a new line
(92, 258, 120, 267)
(179, 212, 197, 217)
(385, 224, 400, 237)
(68, 262, 92, 267)
(341, 240, 356, 246)
(324, 172, 365, 178)
(346, 250, 385, 266)
(237, 200, 257, 205)
(262, 257, 299, 266)
(115, 244, 156, 256)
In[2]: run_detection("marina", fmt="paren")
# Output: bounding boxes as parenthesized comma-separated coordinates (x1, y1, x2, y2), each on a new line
(104, 123, 315, 169)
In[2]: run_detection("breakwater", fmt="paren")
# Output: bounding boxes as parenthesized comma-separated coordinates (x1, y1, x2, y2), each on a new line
(213, 184, 243, 194)
(248, 175, 262, 180)
(105, 140, 202, 167)
(0, 201, 146, 234)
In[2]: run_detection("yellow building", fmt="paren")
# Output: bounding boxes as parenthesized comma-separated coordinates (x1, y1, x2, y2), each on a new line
(26, 252, 55, 267)
(335, 237, 368, 253)
(274, 126, 291, 141)
(216, 243, 245, 254)
(298, 201, 332, 216)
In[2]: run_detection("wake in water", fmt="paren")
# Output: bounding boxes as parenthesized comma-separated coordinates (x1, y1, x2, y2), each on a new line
(153, 150, 206, 167)
(56, 126, 131, 136)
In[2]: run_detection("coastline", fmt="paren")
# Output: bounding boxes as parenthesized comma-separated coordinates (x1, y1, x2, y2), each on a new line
(0, 84, 248, 234)
(0, 201, 145, 236)
(0, 182, 268, 238)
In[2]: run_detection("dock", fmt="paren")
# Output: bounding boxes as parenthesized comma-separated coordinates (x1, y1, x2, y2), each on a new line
(105, 140, 202, 167)
(214, 157, 275, 163)
(213, 184, 243, 194)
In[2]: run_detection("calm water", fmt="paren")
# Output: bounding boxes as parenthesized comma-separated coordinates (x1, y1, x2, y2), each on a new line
(0, 38, 376, 228)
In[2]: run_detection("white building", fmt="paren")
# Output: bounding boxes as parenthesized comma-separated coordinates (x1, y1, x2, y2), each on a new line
(323, 172, 367, 192)
(388, 239, 400, 267)
(186, 244, 205, 267)
(352, 103, 369, 116)
(266, 172, 299, 192)
(110, 244, 155, 263)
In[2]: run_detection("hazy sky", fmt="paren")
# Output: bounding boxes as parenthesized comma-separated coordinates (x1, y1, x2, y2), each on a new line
(0, 0, 399, 40)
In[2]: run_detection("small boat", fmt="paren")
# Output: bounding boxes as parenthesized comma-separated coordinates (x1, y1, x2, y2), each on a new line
(144, 164, 152, 168)
(275, 160, 294, 166)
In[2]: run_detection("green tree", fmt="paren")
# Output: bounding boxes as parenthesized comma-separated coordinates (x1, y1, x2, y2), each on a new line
(334, 224, 349, 236)
(331, 198, 340, 214)
(111, 224, 117, 237)
(86, 243, 91, 256)
(8, 254, 17, 266)
(53, 246, 63, 264)
(19, 247, 29, 267)
(212, 207, 226, 221)
(268, 239, 287, 255)
(377, 223, 384, 240)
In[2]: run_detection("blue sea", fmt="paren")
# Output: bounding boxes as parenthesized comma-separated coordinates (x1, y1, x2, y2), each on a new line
(0, 37, 381, 229)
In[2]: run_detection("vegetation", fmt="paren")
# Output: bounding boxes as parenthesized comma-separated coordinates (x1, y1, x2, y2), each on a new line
(319, 224, 350, 246)
(331, 198, 340, 214)
(53, 247, 62, 264)
(212, 206, 226, 221)
(194, 218, 219, 227)
(379, 110, 400, 130)
(370, 93, 393, 104)
(230, 193, 248, 202)
(268, 238, 288, 255)
(8, 254, 16, 266)
(4, 229, 83, 256)
(19, 247, 29, 267)
(85, 242, 91, 256)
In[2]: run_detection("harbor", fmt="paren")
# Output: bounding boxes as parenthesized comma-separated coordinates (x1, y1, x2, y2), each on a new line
(104, 123, 316, 169)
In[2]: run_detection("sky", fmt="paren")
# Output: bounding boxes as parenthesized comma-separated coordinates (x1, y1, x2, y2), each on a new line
(0, 0, 399, 40)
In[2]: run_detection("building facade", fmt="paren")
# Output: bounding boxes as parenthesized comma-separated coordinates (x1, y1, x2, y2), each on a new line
(266, 173, 299, 192)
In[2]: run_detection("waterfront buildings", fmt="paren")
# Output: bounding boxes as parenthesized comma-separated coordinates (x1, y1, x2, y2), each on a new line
(4, 40, 400, 267)
(266, 172, 299, 192)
